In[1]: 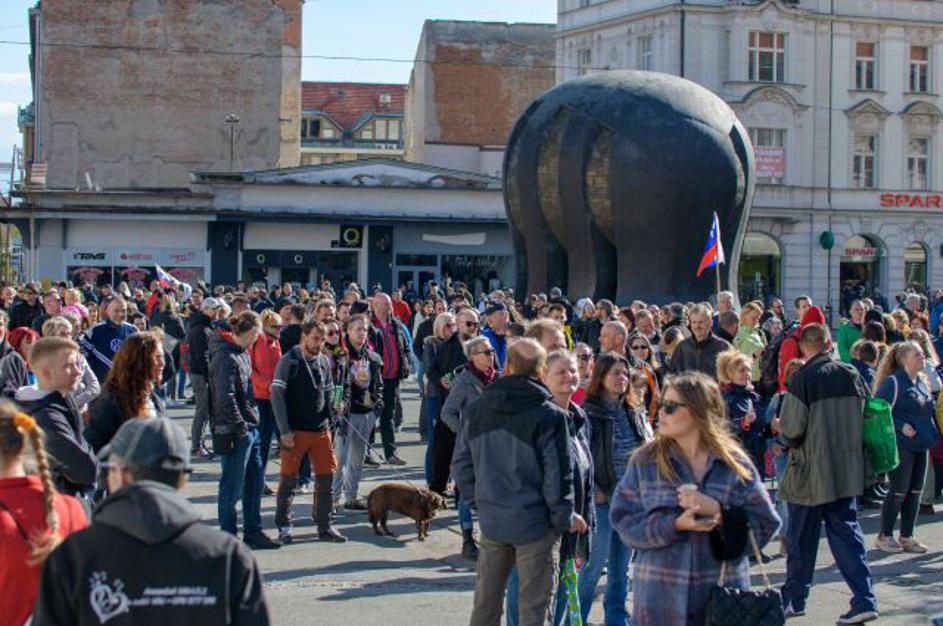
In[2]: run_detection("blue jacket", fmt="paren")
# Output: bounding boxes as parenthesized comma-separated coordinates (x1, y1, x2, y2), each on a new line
(875, 370, 939, 452)
(80, 320, 138, 382)
(850, 359, 876, 391)
(481, 326, 507, 372)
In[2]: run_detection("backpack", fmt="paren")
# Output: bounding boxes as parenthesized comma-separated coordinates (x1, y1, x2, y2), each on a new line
(759, 332, 788, 396)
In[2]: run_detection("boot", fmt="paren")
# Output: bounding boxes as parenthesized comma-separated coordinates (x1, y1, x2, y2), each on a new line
(315, 475, 347, 543)
(274, 475, 298, 530)
(461, 528, 479, 560)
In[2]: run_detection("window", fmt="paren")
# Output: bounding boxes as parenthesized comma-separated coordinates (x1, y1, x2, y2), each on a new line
(910, 45, 930, 93)
(738, 233, 782, 302)
(388, 119, 401, 140)
(908, 137, 930, 190)
(361, 129, 373, 140)
(577, 48, 592, 76)
(300, 117, 321, 140)
(905, 243, 928, 290)
(637, 35, 653, 71)
(750, 128, 786, 184)
(322, 127, 335, 139)
(748, 32, 786, 82)
(375, 119, 388, 140)
(853, 134, 877, 189)
(855, 42, 876, 90)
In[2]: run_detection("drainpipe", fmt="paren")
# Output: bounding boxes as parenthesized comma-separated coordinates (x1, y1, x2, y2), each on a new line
(679, 0, 686, 78)
(826, 0, 835, 326)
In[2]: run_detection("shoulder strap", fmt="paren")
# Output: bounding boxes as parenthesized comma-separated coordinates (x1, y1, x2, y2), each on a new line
(891, 374, 899, 410)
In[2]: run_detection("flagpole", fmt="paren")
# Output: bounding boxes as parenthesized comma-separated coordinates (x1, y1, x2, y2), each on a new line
(715, 260, 721, 301)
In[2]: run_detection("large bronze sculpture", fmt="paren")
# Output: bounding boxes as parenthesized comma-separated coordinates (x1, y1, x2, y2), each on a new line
(504, 71, 754, 303)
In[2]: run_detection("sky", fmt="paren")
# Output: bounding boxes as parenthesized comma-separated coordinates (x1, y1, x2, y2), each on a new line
(0, 0, 557, 167)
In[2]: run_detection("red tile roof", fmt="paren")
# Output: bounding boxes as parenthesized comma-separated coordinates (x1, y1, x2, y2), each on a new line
(301, 82, 407, 130)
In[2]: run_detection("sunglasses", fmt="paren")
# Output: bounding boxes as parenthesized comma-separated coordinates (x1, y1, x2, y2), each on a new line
(659, 400, 688, 415)
(630, 344, 649, 351)
(463, 321, 479, 328)
(326, 331, 339, 337)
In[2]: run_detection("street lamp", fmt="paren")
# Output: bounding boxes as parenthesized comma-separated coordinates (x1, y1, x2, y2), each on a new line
(225, 113, 240, 171)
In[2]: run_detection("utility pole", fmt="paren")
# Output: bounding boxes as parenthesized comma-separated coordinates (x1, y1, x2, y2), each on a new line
(225, 113, 240, 171)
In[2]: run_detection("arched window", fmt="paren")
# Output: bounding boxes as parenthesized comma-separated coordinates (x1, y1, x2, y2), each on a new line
(905, 242, 928, 291)
(738, 233, 782, 302)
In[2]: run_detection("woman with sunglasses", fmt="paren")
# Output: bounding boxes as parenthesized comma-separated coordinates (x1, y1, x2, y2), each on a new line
(610, 372, 780, 626)
(629, 333, 662, 383)
(250, 310, 283, 487)
(321, 318, 350, 419)
(422, 313, 461, 487)
(571, 342, 594, 405)
(440, 335, 497, 559)
(579, 352, 653, 625)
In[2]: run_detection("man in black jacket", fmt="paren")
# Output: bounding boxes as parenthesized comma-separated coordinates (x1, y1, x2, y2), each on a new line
(14, 337, 97, 499)
(452, 339, 583, 626)
(270, 319, 346, 544)
(369, 293, 413, 466)
(669, 304, 730, 380)
(186, 297, 221, 456)
(279, 304, 306, 353)
(32, 418, 270, 626)
(10, 282, 43, 329)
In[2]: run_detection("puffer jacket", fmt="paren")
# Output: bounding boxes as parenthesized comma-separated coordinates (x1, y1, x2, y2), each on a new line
(779, 352, 869, 506)
(209, 331, 258, 436)
(875, 369, 939, 452)
(440, 364, 486, 433)
(583, 395, 653, 498)
(451, 375, 574, 545)
(185, 310, 214, 377)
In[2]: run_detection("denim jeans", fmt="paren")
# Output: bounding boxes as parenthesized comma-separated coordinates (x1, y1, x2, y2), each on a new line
(218, 427, 263, 537)
(458, 490, 473, 531)
(380, 378, 400, 458)
(190, 373, 210, 451)
(175, 370, 188, 399)
(424, 395, 440, 486)
(257, 399, 280, 476)
(578, 501, 631, 626)
(333, 411, 376, 502)
(772, 446, 790, 536)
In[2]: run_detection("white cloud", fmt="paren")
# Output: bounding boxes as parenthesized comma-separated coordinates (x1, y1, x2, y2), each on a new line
(0, 72, 28, 84)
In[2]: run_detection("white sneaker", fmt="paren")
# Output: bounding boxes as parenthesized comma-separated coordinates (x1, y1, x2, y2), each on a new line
(899, 536, 928, 554)
(873, 535, 903, 553)
(277, 525, 293, 545)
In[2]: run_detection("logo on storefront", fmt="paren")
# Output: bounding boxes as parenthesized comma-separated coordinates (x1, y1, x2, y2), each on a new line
(293, 254, 303, 265)
(73, 252, 106, 261)
(879, 193, 943, 208)
(843, 246, 882, 259)
(333, 225, 363, 248)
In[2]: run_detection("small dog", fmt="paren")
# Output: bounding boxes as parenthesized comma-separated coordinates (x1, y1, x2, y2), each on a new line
(367, 482, 448, 541)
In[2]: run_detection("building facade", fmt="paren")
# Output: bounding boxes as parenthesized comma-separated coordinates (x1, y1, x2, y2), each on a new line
(557, 0, 943, 314)
(300, 82, 407, 165)
(405, 20, 557, 177)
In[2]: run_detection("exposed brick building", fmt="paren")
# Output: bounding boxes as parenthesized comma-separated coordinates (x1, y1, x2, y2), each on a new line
(405, 20, 555, 177)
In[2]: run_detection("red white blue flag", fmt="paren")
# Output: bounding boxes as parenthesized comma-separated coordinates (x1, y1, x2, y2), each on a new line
(155, 264, 192, 300)
(696, 212, 725, 277)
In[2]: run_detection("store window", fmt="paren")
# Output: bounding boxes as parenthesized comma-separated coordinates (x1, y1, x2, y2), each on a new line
(637, 35, 653, 71)
(840, 234, 883, 302)
(577, 48, 592, 76)
(910, 45, 930, 93)
(907, 137, 930, 190)
(441, 255, 513, 296)
(905, 242, 928, 291)
(737, 233, 781, 303)
(855, 42, 877, 90)
(748, 32, 786, 83)
(853, 134, 877, 189)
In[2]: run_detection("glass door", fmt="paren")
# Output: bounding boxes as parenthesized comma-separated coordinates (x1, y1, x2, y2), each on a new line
(394, 265, 439, 298)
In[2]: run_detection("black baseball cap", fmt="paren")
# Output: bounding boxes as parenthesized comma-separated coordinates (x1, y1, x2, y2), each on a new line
(98, 418, 191, 471)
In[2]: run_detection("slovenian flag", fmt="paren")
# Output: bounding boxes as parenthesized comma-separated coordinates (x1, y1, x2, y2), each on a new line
(155, 264, 192, 300)
(696, 212, 725, 277)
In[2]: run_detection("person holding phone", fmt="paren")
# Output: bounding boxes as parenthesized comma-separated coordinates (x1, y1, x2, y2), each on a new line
(610, 371, 780, 626)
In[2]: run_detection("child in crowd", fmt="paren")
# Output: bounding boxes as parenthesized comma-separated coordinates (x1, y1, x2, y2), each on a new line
(765, 357, 805, 556)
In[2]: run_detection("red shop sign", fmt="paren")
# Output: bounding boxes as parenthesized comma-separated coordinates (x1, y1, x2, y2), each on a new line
(879, 193, 943, 208)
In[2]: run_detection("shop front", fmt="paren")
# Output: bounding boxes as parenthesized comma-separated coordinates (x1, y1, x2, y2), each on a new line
(66, 246, 206, 289)
(839, 234, 884, 309)
(737, 232, 782, 303)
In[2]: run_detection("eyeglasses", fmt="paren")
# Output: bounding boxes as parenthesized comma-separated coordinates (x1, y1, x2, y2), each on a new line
(326, 331, 339, 337)
(659, 400, 688, 415)
(476, 348, 496, 356)
(576, 354, 592, 362)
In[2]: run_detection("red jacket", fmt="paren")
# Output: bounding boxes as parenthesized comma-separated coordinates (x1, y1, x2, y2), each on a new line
(250, 334, 282, 400)
(778, 306, 827, 391)
(392, 299, 411, 327)
(0, 475, 87, 626)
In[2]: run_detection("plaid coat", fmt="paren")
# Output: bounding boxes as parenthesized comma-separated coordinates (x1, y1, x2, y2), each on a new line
(610, 446, 780, 626)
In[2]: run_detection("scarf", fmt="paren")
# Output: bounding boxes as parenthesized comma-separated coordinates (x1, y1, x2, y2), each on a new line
(469, 362, 497, 387)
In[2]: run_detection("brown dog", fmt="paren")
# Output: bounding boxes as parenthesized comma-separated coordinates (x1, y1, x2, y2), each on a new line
(367, 483, 448, 541)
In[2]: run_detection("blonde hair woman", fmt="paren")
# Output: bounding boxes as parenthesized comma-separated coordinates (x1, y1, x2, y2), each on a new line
(610, 372, 779, 626)
(873, 341, 938, 554)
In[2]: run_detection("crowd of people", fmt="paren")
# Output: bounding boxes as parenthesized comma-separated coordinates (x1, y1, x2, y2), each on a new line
(1, 275, 941, 625)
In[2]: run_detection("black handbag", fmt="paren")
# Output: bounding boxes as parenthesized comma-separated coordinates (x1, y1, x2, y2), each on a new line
(705, 530, 785, 626)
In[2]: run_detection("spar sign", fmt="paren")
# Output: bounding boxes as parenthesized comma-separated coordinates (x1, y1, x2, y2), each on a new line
(879, 193, 943, 208)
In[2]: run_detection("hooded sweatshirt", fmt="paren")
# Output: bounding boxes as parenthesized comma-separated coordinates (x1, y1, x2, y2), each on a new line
(777, 306, 827, 391)
(31, 481, 269, 626)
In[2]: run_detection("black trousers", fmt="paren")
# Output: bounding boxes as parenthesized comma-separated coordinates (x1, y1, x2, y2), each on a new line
(430, 419, 457, 494)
